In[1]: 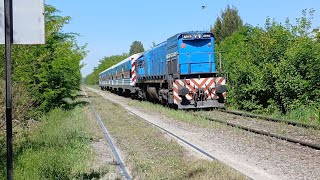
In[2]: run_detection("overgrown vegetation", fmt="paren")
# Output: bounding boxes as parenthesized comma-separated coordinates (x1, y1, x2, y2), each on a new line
(216, 9, 320, 122)
(0, 5, 85, 117)
(0, 4, 88, 179)
(0, 106, 98, 179)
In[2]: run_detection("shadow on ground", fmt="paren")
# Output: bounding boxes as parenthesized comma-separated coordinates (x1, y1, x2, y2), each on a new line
(61, 100, 90, 110)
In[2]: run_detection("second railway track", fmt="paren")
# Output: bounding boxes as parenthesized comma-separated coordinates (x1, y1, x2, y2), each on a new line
(217, 109, 320, 130)
(193, 110, 320, 150)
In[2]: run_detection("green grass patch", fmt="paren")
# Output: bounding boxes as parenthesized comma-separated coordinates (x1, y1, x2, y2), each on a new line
(128, 100, 219, 129)
(270, 105, 320, 125)
(0, 106, 99, 180)
(89, 91, 246, 179)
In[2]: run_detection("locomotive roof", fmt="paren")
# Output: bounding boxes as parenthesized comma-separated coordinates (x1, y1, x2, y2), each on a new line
(99, 52, 143, 75)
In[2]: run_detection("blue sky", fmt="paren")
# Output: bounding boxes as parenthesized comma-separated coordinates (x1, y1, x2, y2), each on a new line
(45, 0, 320, 77)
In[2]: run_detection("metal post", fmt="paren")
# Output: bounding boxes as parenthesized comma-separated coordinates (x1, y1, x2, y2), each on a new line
(5, 0, 13, 179)
(219, 52, 222, 72)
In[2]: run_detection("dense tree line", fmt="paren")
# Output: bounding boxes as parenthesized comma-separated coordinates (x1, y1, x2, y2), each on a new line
(84, 54, 129, 85)
(85, 41, 144, 85)
(0, 5, 86, 121)
(216, 9, 319, 115)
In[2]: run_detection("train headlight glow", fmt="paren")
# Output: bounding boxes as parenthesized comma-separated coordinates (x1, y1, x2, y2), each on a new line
(203, 34, 211, 38)
(195, 34, 202, 39)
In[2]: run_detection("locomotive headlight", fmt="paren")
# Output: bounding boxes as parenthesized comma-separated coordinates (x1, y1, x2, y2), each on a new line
(203, 33, 211, 38)
(195, 34, 202, 39)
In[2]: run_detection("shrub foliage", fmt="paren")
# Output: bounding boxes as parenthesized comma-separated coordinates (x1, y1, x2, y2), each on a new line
(217, 9, 320, 114)
(0, 5, 86, 115)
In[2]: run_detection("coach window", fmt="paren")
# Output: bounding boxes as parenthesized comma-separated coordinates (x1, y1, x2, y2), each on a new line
(138, 60, 144, 68)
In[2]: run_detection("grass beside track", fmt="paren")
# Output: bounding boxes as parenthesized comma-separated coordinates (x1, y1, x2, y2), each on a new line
(88, 91, 246, 179)
(128, 99, 320, 129)
(128, 100, 223, 129)
(0, 102, 113, 179)
(92, 85, 319, 126)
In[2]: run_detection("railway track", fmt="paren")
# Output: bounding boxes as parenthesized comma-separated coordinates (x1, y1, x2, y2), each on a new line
(217, 109, 320, 130)
(83, 90, 131, 180)
(193, 112, 320, 150)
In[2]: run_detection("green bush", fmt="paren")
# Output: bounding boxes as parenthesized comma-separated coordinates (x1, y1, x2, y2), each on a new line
(0, 107, 94, 179)
(0, 5, 86, 114)
(217, 9, 320, 117)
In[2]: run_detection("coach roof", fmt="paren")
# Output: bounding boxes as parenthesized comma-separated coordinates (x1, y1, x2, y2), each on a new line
(99, 53, 143, 75)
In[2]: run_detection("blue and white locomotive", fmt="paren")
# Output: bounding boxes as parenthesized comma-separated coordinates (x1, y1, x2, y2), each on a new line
(99, 31, 226, 109)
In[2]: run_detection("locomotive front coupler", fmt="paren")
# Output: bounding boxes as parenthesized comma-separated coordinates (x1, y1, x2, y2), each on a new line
(195, 88, 207, 101)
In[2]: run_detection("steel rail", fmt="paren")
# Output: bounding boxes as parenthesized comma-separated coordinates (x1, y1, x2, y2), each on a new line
(125, 110, 254, 180)
(193, 114, 320, 150)
(218, 109, 320, 130)
(83, 90, 131, 180)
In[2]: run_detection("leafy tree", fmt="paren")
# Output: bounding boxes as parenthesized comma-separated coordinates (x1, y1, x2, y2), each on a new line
(211, 5, 243, 44)
(129, 41, 144, 55)
(0, 5, 86, 114)
(313, 28, 320, 42)
(1, 4, 86, 178)
(211, 17, 222, 43)
(217, 9, 319, 114)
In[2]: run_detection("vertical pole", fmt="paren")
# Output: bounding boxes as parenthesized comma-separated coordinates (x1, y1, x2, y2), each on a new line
(5, 0, 13, 179)
(219, 52, 222, 72)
